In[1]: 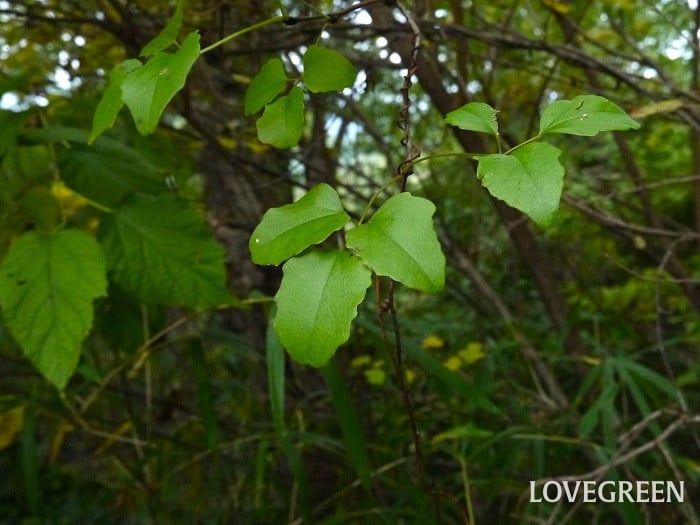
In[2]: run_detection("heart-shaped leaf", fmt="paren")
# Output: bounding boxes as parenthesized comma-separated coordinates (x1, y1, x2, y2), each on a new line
(275, 250, 371, 367)
(256, 86, 304, 148)
(476, 142, 564, 225)
(539, 95, 640, 136)
(303, 45, 356, 93)
(445, 102, 499, 135)
(121, 31, 200, 135)
(346, 193, 445, 294)
(250, 183, 349, 266)
(244, 58, 288, 116)
(0, 229, 107, 389)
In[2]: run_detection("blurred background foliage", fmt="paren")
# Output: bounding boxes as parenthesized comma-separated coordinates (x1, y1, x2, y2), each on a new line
(1, 0, 700, 523)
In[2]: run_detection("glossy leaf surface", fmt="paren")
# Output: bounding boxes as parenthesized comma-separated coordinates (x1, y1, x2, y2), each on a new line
(476, 142, 564, 225)
(274, 250, 371, 367)
(250, 183, 349, 266)
(346, 193, 445, 293)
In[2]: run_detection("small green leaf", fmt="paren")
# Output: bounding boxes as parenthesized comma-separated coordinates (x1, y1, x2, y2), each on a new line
(244, 58, 288, 116)
(444, 102, 499, 135)
(88, 59, 142, 144)
(250, 183, 349, 266)
(274, 250, 371, 367)
(476, 142, 564, 225)
(303, 45, 356, 93)
(539, 95, 640, 136)
(256, 86, 304, 148)
(140, 0, 184, 57)
(346, 193, 445, 294)
(100, 194, 232, 307)
(121, 31, 200, 135)
(0, 230, 107, 389)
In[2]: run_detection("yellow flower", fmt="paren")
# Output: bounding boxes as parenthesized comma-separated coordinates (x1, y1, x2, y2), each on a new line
(457, 342, 486, 365)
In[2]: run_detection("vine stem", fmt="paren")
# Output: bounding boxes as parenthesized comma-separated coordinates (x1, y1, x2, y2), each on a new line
(199, 15, 285, 55)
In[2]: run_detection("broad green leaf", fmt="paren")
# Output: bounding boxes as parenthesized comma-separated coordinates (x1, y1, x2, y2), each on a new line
(444, 102, 499, 135)
(539, 95, 640, 136)
(346, 193, 445, 294)
(244, 58, 287, 116)
(303, 45, 356, 93)
(59, 141, 166, 207)
(140, 0, 184, 57)
(256, 86, 304, 148)
(88, 59, 142, 144)
(274, 250, 371, 367)
(22, 126, 167, 206)
(250, 183, 349, 266)
(0, 230, 107, 389)
(99, 194, 232, 307)
(121, 31, 200, 135)
(476, 142, 564, 225)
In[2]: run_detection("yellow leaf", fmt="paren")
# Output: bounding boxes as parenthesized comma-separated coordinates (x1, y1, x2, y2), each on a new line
(542, 0, 572, 14)
(457, 342, 486, 365)
(0, 405, 24, 450)
(49, 421, 73, 463)
(51, 180, 87, 217)
(581, 355, 601, 366)
(421, 334, 445, 349)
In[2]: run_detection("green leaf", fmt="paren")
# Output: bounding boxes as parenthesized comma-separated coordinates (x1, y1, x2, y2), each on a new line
(274, 250, 371, 367)
(140, 0, 184, 57)
(539, 95, 640, 136)
(0, 230, 107, 389)
(444, 102, 499, 135)
(266, 309, 286, 433)
(244, 58, 288, 116)
(321, 360, 372, 491)
(250, 183, 349, 266)
(89, 59, 143, 144)
(121, 31, 200, 135)
(256, 86, 304, 148)
(99, 194, 232, 307)
(346, 193, 445, 294)
(476, 142, 564, 225)
(59, 141, 166, 207)
(21, 126, 167, 206)
(303, 45, 356, 93)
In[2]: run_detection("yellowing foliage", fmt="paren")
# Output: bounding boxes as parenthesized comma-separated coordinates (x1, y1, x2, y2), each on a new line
(0, 405, 24, 450)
